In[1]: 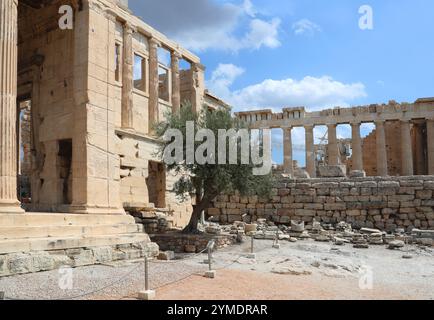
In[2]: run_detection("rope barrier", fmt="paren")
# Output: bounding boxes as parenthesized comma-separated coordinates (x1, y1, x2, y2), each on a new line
(3, 234, 270, 300)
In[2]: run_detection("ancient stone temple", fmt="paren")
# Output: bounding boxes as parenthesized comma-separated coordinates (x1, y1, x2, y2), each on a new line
(0, 0, 226, 276)
(236, 99, 434, 178)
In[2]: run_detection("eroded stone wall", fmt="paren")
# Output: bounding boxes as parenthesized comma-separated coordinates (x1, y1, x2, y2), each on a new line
(116, 131, 193, 228)
(209, 176, 434, 232)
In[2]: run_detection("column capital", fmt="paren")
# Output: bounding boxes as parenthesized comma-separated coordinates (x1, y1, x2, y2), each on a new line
(349, 121, 361, 126)
(149, 37, 161, 48)
(375, 120, 386, 125)
(304, 124, 314, 130)
(124, 22, 136, 34)
(105, 11, 117, 23)
(171, 50, 183, 60)
(192, 62, 206, 72)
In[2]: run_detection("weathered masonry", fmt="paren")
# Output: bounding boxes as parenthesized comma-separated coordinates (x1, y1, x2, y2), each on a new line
(236, 99, 434, 178)
(0, 0, 226, 276)
(209, 176, 434, 232)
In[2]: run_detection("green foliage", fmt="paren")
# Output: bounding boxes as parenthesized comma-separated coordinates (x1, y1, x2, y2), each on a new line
(155, 103, 274, 206)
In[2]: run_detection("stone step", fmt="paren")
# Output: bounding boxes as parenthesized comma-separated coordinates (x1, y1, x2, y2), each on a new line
(0, 213, 135, 227)
(0, 233, 150, 254)
(0, 223, 143, 240)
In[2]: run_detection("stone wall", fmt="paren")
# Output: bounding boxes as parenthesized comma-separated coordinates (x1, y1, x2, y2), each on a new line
(151, 233, 237, 253)
(116, 131, 193, 228)
(208, 176, 434, 232)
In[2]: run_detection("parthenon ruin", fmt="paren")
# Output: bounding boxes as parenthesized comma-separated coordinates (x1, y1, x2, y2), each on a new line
(236, 99, 434, 178)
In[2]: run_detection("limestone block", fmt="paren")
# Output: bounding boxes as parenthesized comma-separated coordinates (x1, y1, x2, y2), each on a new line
(120, 157, 146, 168)
(318, 165, 347, 177)
(416, 190, 432, 200)
(349, 170, 366, 178)
(0, 255, 8, 276)
(8, 254, 32, 274)
(31, 252, 55, 272)
(70, 249, 95, 267)
(92, 246, 113, 263)
(207, 208, 221, 216)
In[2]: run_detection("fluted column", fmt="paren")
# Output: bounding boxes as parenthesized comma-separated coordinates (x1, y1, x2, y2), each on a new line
(283, 127, 293, 175)
(0, 0, 23, 213)
(121, 22, 134, 128)
(191, 63, 205, 114)
(171, 51, 181, 114)
(427, 119, 434, 175)
(351, 122, 363, 171)
(148, 38, 160, 134)
(401, 120, 414, 176)
(304, 125, 316, 178)
(375, 121, 388, 176)
(327, 124, 339, 166)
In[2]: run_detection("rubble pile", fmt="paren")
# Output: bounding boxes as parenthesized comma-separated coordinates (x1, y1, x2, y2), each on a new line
(204, 218, 434, 250)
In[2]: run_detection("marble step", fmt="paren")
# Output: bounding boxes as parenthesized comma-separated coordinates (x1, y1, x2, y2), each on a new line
(0, 233, 150, 254)
(0, 223, 143, 240)
(0, 213, 135, 227)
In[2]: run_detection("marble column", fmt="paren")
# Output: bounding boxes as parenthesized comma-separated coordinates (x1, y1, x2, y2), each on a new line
(401, 120, 414, 176)
(375, 121, 388, 176)
(427, 119, 434, 175)
(351, 122, 363, 171)
(190, 63, 205, 114)
(304, 125, 316, 178)
(171, 51, 181, 114)
(121, 22, 133, 129)
(148, 38, 160, 133)
(283, 127, 293, 175)
(327, 124, 339, 166)
(0, 0, 23, 213)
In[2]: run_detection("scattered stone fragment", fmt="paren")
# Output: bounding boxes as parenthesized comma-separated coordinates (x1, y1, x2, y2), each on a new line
(291, 221, 305, 232)
(388, 240, 405, 250)
(271, 266, 312, 276)
(205, 225, 221, 235)
(158, 251, 175, 261)
(360, 228, 382, 235)
(353, 243, 369, 249)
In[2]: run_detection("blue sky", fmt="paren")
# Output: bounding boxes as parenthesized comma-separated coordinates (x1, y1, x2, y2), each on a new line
(130, 0, 434, 166)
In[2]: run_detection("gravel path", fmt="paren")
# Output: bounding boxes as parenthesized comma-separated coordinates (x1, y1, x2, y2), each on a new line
(0, 239, 433, 300)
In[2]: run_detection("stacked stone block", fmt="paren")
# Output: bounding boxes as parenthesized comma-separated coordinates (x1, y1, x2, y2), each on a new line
(209, 176, 434, 232)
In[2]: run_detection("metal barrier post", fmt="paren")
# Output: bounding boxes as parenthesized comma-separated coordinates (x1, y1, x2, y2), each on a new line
(138, 256, 156, 300)
(273, 230, 280, 249)
(205, 240, 216, 279)
(245, 234, 256, 259)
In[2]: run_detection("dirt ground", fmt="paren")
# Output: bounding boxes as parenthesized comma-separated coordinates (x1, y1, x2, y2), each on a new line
(154, 239, 433, 300)
(155, 269, 405, 300)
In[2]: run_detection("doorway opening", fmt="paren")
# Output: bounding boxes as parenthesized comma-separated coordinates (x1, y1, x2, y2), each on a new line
(58, 139, 73, 205)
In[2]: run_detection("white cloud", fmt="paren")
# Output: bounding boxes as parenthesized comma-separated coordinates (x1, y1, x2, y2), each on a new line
(292, 19, 322, 36)
(243, 18, 281, 50)
(207, 64, 245, 98)
(130, 0, 281, 53)
(243, 0, 257, 17)
(210, 74, 367, 112)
